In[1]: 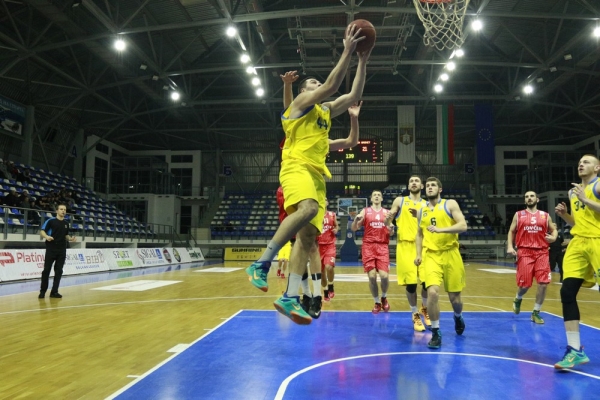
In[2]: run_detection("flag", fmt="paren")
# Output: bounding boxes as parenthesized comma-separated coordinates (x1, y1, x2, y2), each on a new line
(397, 106, 415, 164)
(436, 104, 455, 165)
(475, 104, 495, 165)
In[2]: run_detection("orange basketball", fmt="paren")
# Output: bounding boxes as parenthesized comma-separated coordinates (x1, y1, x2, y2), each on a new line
(351, 19, 376, 53)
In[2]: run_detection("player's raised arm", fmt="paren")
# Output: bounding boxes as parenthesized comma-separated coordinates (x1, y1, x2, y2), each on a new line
(384, 196, 402, 227)
(555, 201, 575, 227)
(280, 70, 298, 109)
(323, 49, 370, 118)
(329, 101, 362, 151)
(289, 25, 362, 117)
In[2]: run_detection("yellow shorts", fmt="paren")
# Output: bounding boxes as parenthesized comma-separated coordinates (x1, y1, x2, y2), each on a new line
(396, 240, 423, 286)
(422, 247, 465, 293)
(277, 241, 292, 261)
(563, 236, 600, 288)
(279, 160, 326, 233)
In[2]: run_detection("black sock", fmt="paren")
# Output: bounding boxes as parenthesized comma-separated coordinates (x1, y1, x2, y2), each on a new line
(324, 289, 329, 298)
(328, 284, 334, 291)
(432, 327, 439, 334)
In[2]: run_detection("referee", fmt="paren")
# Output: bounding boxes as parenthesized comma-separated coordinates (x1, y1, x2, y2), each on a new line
(38, 203, 76, 299)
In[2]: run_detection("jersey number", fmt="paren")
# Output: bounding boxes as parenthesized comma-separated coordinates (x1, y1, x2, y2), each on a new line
(530, 217, 537, 224)
(430, 217, 437, 226)
(575, 201, 586, 211)
(316, 117, 328, 130)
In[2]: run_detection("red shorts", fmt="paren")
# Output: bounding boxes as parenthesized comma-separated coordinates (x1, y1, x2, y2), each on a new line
(319, 242, 336, 269)
(361, 243, 390, 273)
(516, 247, 551, 288)
(276, 186, 287, 223)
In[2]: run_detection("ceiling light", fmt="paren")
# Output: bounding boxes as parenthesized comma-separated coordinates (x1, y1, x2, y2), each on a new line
(251, 77, 261, 86)
(171, 92, 180, 101)
(114, 39, 126, 51)
(139, 64, 147, 70)
(240, 54, 250, 64)
(256, 88, 265, 97)
(549, 66, 557, 72)
(162, 85, 169, 90)
(536, 77, 544, 83)
(594, 27, 600, 37)
(434, 84, 443, 93)
(446, 61, 456, 71)
(226, 26, 237, 38)
(563, 54, 572, 60)
(246, 66, 256, 74)
(514, 96, 521, 101)
(471, 19, 483, 31)
(72, 0, 82, 7)
(440, 73, 449, 81)
(523, 85, 533, 94)
(455, 49, 464, 57)
(181, 102, 187, 106)
(152, 75, 159, 81)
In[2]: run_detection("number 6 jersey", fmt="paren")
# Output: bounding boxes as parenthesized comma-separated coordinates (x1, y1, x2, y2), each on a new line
(419, 199, 459, 251)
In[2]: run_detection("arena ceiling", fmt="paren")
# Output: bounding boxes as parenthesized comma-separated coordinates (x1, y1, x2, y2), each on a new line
(0, 0, 599, 156)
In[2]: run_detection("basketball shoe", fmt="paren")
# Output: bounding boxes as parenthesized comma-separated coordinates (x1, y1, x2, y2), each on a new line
(245, 261, 271, 292)
(555, 346, 589, 369)
(274, 295, 312, 325)
(413, 313, 426, 332)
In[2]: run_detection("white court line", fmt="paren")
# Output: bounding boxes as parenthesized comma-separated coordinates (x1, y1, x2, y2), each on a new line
(274, 352, 600, 400)
(105, 310, 244, 400)
(126, 375, 140, 379)
(542, 311, 600, 332)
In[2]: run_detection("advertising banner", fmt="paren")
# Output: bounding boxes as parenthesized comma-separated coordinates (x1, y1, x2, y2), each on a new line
(0, 249, 47, 281)
(187, 247, 205, 262)
(63, 249, 110, 275)
(0, 94, 25, 136)
(224, 247, 264, 261)
(135, 248, 168, 267)
(105, 249, 139, 270)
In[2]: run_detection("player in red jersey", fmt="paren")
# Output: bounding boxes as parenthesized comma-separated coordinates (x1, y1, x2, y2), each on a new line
(351, 190, 394, 313)
(318, 199, 339, 301)
(507, 191, 557, 324)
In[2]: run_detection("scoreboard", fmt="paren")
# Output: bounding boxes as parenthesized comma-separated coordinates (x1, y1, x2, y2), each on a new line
(327, 140, 382, 163)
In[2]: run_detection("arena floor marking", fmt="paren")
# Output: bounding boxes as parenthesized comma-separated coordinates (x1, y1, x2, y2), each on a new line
(110, 310, 600, 400)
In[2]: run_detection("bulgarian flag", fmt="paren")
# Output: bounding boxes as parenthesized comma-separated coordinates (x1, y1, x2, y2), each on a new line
(436, 104, 455, 165)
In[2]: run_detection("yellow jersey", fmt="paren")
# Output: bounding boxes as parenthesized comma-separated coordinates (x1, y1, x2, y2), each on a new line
(569, 177, 600, 238)
(281, 103, 332, 178)
(419, 199, 459, 251)
(396, 196, 427, 242)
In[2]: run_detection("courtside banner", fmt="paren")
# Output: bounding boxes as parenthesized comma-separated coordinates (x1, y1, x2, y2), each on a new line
(135, 248, 168, 267)
(105, 249, 140, 270)
(63, 249, 110, 276)
(0, 249, 48, 281)
(171, 248, 192, 263)
(224, 247, 264, 261)
(187, 247, 205, 262)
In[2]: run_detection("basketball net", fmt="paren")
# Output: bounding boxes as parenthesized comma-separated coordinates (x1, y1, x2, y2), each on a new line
(349, 211, 357, 221)
(413, 0, 470, 50)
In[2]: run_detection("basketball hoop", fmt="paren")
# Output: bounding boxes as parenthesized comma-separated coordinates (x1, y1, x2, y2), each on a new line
(413, 0, 470, 50)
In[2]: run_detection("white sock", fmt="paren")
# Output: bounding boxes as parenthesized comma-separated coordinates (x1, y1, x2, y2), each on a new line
(374, 296, 381, 303)
(311, 274, 321, 297)
(410, 306, 418, 313)
(515, 293, 523, 300)
(381, 292, 387, 298)
(301, 278, 311, 297)
(286, 273, 302, 297)
(454, 312, 462, 318)
(257, 240, 283, 262)
(566, 331, 581, 350)
(431, 320, 440, 329)
(533, 303, 542, 311)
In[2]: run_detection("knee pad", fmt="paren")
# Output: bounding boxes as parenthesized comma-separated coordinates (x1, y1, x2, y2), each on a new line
(406, 284, 417, 294)
(311, 273, 321, 280)
(560, 278, 583, 304)
(302, 272, 309, 280)
(561, 278, 584, 321)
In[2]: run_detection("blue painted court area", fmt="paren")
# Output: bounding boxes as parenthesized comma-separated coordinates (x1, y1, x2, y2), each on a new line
(112, 311, 600, 400)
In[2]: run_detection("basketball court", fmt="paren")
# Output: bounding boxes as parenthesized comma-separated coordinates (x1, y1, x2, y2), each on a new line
(1, 259, 599, 399)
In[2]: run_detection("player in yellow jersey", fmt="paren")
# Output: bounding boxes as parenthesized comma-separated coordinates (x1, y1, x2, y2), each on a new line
(385, 175, 429, 332)
(245, 25, 371, 325)
(554, 154, 600, 370)
(415, 177, 467, 349)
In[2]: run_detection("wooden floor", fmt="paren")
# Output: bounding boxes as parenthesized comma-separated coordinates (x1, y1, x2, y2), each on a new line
(1, 260, 598, 399)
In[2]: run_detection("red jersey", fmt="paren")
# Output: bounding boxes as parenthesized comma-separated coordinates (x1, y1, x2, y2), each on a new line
(363, 207, 390, 244)
(514, 209, 549, 250)
(318, 211, 337, 245)
(276, 186, 287, 223)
